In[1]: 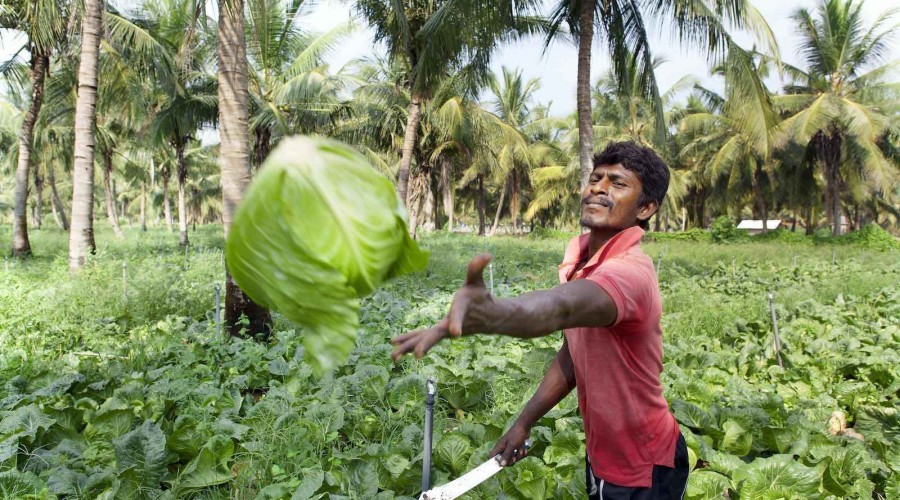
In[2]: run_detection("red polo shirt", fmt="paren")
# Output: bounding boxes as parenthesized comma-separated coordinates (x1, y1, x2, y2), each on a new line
(558, 226, 679, 488)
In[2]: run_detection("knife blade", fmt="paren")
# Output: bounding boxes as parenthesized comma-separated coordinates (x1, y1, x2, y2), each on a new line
(419, 439, 531, 500)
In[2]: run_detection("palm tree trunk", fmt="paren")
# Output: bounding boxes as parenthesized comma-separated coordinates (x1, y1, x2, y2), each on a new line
(440, 156, 454, 232)
(423, 176, 435, 230)
(805, 206, 815, 235)
(68, 0, 102, 270)
(51, 196, 62, 229)
(753, 161, 768, 234)
(406, 159, 431, 237)
(12, 50, 48, 257)
(509, 169, 520, 234)
(576, 2, 595, 190)
(140, 181, 147, 231)
(176, 142, 189, 246)
(218, 0, 270, 338)
(103, 149, 124, 239)
(477, 174, 486, 236)
(253, 127, 271, 168)
(48, 166, 68, 230)
(32, 167, 43, 229)
(398, 92, 423, 213)
(819, 131, 844, 236)
(162, 170, 173, 232)
(488, 179, 507, 237)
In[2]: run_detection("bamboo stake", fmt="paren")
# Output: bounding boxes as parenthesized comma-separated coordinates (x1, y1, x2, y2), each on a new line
(215, 284, 222, 339)
(768, 292, 784, 368)
(488, 261, 494, 295)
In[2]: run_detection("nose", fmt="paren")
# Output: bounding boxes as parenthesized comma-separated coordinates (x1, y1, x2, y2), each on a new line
(589, 177, 608, 196)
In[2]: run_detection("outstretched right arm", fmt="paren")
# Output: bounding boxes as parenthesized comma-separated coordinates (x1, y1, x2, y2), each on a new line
(491, 338, 577, 466)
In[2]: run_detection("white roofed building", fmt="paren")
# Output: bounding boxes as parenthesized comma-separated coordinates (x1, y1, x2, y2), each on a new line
(737, 220, 782, 234)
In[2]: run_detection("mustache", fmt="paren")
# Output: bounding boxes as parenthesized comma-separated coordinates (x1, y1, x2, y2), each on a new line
(581, 196, 613, 207)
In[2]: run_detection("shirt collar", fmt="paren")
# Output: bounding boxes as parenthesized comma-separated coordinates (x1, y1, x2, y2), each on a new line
(558, 226, 645, 283)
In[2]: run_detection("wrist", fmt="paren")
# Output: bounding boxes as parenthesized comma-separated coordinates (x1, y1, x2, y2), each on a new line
(512, 416, 535, 433)
(480, 296, 513, 335)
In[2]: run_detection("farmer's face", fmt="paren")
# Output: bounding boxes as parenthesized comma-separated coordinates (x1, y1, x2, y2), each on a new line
(580, 163, 657, 231)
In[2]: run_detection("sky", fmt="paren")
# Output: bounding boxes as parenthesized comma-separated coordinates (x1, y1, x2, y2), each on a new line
(296, 0, 899, 115)
(1, 0, 898, 117)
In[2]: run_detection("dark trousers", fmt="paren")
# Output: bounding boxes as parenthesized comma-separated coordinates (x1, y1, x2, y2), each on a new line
(586, 433, 689, 500)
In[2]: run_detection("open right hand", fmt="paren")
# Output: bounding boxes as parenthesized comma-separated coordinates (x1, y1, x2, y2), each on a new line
(490, 423, 530, 467)
(390, 254, 493, 361)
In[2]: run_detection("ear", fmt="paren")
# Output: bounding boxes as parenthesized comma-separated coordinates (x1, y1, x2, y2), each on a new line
(636, 200, 659, 224)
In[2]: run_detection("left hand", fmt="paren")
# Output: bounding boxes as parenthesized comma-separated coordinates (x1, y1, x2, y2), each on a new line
(390, 253, 493, 361)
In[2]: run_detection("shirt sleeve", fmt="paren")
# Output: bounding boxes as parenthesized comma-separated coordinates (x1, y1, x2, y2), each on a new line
(584, 256, 651, 328)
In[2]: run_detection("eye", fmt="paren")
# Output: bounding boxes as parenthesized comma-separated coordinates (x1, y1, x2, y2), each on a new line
(613, 181, 626, 187)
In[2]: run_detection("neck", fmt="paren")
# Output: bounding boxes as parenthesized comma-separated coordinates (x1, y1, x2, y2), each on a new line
(587, 227, 622, 258)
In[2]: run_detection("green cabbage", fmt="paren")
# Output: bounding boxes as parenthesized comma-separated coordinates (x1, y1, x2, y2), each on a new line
(225, 136, 429, 373)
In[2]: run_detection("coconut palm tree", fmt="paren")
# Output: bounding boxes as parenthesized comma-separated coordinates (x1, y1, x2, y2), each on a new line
(676, 42, 780, 230)
(246, 0, 353, 166)
(2, 0, 65, 256)
(68, 0, 103, 270)
(435, 97, 529, 236)
(218, 0, 271, 337)
(523, 110, 581, 226)
(486, 67, 540, 235)
(546, 0, 777, 190)
(142, 0, 218, 247)
(93, 11, 169, 239)
(353, 0, 544, 214)
(775, 0, 897, 235)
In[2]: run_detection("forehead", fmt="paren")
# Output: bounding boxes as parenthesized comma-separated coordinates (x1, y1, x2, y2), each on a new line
(591, 163, 640, 182)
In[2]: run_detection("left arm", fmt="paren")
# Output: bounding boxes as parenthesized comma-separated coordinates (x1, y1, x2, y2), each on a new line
(391, 253, 617, 360)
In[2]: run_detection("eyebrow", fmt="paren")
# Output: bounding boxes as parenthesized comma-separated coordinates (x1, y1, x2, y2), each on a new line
(593, 170, 628, 182)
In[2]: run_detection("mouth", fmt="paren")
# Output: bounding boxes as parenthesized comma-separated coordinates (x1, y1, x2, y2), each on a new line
(582, 197, 613, 208)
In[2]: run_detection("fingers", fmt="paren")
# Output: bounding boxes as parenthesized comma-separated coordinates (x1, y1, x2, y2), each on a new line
(498, 442, 516, 467)
(498, 441, 528, 466)
(390, 320, 449, 361)
(465, 253, 492, 288)
(446, 299, 467, 338)
(494, 438, 528, 467)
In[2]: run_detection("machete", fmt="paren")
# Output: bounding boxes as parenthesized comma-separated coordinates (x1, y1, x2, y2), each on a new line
(419, 439, 532, 500)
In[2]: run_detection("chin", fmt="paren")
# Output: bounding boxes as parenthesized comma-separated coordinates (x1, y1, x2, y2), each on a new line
(579, 215, 607, 230)
(580, 214, 631, 232)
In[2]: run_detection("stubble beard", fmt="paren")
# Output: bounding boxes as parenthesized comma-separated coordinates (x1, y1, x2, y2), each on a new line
(580, 210, 605, 231)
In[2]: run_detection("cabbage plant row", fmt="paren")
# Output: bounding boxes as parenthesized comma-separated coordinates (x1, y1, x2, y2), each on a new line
(0, 229, 898, 498)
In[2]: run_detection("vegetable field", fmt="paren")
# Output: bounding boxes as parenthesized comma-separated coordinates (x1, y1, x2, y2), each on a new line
(1, 226, 898, 499)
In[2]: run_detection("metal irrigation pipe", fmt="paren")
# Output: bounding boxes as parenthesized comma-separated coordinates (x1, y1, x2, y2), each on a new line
(422, 378, 437, 492)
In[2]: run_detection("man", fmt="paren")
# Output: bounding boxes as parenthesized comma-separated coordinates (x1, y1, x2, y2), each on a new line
(391, 141, 688, 499)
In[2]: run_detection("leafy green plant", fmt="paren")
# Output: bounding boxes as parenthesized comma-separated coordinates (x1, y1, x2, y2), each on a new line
(226, 136, 429, 373)
(709, 215, 746, 243)
(832, 224, 900, 251)
(752, 227, 811, 244)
